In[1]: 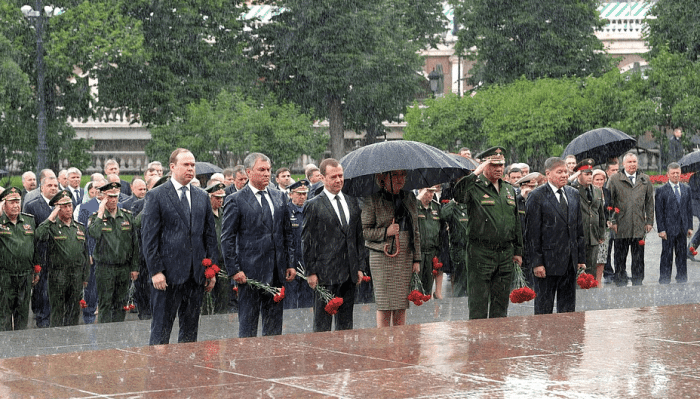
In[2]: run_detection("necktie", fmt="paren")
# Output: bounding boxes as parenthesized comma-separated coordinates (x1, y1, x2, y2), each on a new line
(586, 186, 593, 202)
(258, 191, 273, 227)
(674, 184, 681, 204)
(180, 186, 190, 221)
(629, 174, 635, 185)
(558, 188, 568, 215)
(74, 189, 81, 203)
(336, 196, 347, 227)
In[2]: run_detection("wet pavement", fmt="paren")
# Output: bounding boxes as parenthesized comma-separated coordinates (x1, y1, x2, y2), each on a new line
(1, 223, 700, 397)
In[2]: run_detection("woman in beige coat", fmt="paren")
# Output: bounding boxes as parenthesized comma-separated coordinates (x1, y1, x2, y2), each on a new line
(361, 170, 421, 327)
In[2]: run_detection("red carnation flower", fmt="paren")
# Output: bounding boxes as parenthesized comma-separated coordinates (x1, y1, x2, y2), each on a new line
(204, 268, 216, 279)
(692, 247, 698, 256)
(211, 264, 221, 274)
(324, 297, 344, 314)
(614, 207, 620, 214)
(432, 269, 438, 276)
(361, 275, 371, 283)
(509, 287, 536, 303)
(201, 258, 212, 268)
(639, 239, 645, 246)
(422, 294, 431, 302)
(232, 286, 238, 293)
(123, 305, 130, 311)
(273, 287, 286, 303)
(33, 265, 41, 274)
(606, 206, 613, 212)
(79, 299, 87, 309)
(129, 304, 136, 310)
(577, 272, 599, 289)
(440, 199, 450, 204)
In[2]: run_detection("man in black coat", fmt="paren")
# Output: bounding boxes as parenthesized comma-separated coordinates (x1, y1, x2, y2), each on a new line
(24, 175, 60, 328)
(221, 153, 296, 338)
(302, 158, 366, 332)
(526, 157, 586, 315)
(141, 148, 218, 345)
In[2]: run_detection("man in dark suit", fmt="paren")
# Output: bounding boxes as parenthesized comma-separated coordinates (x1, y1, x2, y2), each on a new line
(65, 168, 83, 207)
(221, 152, 296, 338)
(120, 178, 147, 211)
(223, 165, 248, 197)
(526, 157, 586, 315)
(24, 175, 60, 328)
(303, 159, 365, 332)
(655, 162, 693, 284)
(141, 148, 218, 345)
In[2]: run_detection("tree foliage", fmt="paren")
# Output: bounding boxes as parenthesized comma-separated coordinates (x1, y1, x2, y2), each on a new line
(147, 90, 327, 169)
(645, 0, 700, 62)
(254, 0, 446, 159)
(452, 0, 615, 86)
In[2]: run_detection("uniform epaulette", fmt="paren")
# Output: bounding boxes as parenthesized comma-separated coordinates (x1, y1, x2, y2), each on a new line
(21, 212, 34, 219)
(122, 209, 132, 214)
(75, 220, 86, 227)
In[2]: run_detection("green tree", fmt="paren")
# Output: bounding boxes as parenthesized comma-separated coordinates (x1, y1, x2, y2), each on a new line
(452, 0, 615, 86)
(403, 94, 487, 152)
(95, 0, 254, 126)
(254, 0, 446, 159)
(147, 90, 327, 169)
(645, 0, 700, 62)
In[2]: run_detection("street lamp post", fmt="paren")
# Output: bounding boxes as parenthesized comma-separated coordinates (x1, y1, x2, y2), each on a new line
(21, 1, 51, 172)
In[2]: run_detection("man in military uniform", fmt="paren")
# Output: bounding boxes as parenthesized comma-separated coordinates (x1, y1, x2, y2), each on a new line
(286, 179, 314, 309)
(416, 186, 450, 299)
(571, 159, 606, 280)
(0, 187, 38, 330)
(87, 182, 140, 323)
(35, 190, 89, 327)
(454, 147, 523, 319)
(201, 182, 230, 315)
(440, 195, 469, 297)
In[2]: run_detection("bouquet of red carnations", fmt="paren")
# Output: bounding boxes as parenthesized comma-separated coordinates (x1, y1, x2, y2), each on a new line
(509, 263, 536, 303)
(296, 264, 343, 314)
(408, 272, 431, 306)
(576, 268, 599, 289)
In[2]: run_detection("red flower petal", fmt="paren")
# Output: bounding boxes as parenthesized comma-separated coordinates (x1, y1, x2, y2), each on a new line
(202, 258, 212, 268)
(33, 265, 41, 274)
(639, 240, 645, 246)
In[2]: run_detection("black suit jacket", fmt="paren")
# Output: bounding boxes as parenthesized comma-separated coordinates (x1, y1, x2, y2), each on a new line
(656, 182, 693, 237)
(24, 196, 52, 225)
(221, 185, 294, 285)
(525, 184, 585, 276)
(302, 191, 365, 285)
(141, 180, 218, 285)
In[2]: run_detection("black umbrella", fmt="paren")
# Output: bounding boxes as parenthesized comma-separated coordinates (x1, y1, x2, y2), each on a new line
(678, 151, 700, 173)
(340, 140, 470, 197)
(194, 161, 222, 177)
(450, 154, 478, 170)
(562, 127, 637, 166)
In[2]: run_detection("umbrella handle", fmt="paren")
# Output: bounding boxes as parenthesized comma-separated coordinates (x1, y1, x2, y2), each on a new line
(384, 235, 400, 258)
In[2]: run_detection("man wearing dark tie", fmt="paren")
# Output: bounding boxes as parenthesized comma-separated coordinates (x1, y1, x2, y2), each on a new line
(655, 163, 693, 283)
(526, 157, 586, 315)
(141, 148, 218, 345)
(302, 158, 366, 332)
(66, 167, 83, 207)
(221, 153, 296, 338)
(24, 175, 60, 328)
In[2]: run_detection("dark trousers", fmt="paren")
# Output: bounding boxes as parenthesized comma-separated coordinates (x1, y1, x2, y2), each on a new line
(660, 232, 688, 283)
(534, 264, 576, 314)
(48, 268, 82, 327)
(149, 277, 204, 345)
(604, 231, 616, 279)
(283, 276, 314, 309)
(467, 244, 514, 320)
(614, 237, 645, 285)
(0, 274, 32, 331)
(31, 267, 50, 328)
(238, 283, 283, 338)
(313, 279, 355, 333)
(134, 260, 152, 320)
(82, 262, 98, 324)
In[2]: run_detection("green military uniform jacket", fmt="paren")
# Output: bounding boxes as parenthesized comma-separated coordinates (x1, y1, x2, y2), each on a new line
(0, 213, 37, 275)
(440, 200, 469, 257)
(416, 200, 443, 252)
(453, 173, 523, 256)
(88, 208, 139, 271)
(212, 210, 225, 272)
(35, 218, 89, 281)
(573, 182, 606, 245)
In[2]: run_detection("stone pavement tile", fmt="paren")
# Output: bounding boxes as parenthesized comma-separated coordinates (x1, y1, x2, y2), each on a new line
(109, 381, 331, 399)
(0, 378, 98, 399)
(275, 365, 498, 398)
